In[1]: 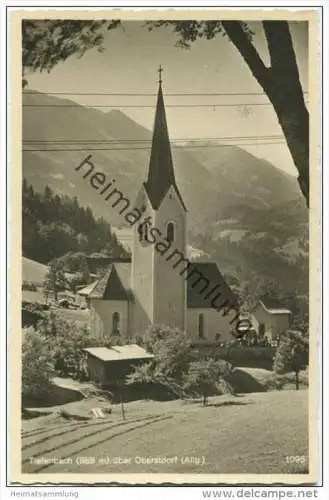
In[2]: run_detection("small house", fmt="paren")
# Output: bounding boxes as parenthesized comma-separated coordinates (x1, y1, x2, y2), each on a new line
(250, 298, 292, 341)
(83, 344, 154, 387)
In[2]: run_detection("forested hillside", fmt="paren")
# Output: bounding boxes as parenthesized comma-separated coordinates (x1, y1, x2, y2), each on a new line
(22, 179, 128, 264)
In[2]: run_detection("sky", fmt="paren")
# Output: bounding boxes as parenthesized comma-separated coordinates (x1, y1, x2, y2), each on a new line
(25, 20, 309, 176)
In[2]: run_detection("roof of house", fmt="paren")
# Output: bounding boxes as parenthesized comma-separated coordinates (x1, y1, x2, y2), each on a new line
(77, 281, 98, 296)
(260, 297, 286, 309)
(144, 83, 186, 211)
(186, 262, 238, 310)
(258, 298, 291, 315)
(84, 344, 154, 362)
(89, 262, 132, 300)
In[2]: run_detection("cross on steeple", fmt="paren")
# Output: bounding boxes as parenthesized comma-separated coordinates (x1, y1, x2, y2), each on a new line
(157, 64, 163, 85)
(144, 67, 186, 211)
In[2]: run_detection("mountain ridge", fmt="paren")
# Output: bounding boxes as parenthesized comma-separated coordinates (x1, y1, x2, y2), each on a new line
(23, 90, 308, 298)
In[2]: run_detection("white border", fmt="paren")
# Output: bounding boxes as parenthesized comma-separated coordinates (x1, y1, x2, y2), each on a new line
(1, 0, 327, 498)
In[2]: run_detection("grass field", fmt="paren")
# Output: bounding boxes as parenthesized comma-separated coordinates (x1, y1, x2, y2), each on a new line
(22, 257, 48, 284)
(22, 390, 308, 475)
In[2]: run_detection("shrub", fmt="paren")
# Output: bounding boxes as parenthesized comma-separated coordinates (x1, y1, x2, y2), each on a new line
(273, 330, 309, 390)
(183, 358, 232, 406)
(125, 361, 191, 400)
(43, 260, 67, 302)
(22, 328, 54, 404)
(140, 324, 193, 381)
(130, 326, 236, 402)
(22, 280, 38, 291)
(36, 312, 112, 380)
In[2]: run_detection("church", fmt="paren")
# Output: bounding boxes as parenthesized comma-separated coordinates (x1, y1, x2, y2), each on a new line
(81, 74, 239, 345)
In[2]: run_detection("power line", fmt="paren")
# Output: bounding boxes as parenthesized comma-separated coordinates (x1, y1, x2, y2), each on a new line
(23, 90, 309, 97)
(22, 141, 286, 153)
(23, 102, 275, 109)
(23, 134, 284, 144)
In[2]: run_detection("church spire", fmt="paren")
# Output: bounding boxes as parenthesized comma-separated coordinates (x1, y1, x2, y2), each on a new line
(144, 67, 186, 211)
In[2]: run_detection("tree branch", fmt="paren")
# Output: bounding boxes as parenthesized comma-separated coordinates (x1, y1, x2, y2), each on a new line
(221, 21, 270, 92)
(262, 21, 305, 100)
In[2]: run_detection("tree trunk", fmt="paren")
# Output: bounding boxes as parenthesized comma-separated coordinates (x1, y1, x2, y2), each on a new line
(202, 393, 207, 407)
(222, 21, 309, 207)
(120, 394, 126, 420)
(263, 22, 309, 207)
(295, 371, 300, 391)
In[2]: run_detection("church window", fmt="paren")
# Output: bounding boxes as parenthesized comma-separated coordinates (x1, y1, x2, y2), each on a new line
(138, 223, 145, 242)
(198, 313, 205, 339)
(112, 312, 120, 335)
(167, 222, 175, 243)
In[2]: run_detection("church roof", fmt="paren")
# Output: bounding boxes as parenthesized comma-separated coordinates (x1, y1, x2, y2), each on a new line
(144, 83, 186, 211)
(187, 262, 239, 309)
(89, 262, 132, 300)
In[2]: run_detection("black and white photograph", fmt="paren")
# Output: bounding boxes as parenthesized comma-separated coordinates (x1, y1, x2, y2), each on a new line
(7, 7, 322, 485)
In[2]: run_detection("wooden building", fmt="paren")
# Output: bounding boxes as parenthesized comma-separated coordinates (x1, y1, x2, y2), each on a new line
(83, 344, 154, 387)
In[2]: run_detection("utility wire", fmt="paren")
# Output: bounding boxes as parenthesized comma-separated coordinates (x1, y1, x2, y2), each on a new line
(23, 90, 309, 97)
(23, 141, 286, 153)
(23, 134, 284, 144)
(23, 102, 275, 109)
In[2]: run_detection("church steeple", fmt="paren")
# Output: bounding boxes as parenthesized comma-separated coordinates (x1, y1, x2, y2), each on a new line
(144, 68, 186, 211)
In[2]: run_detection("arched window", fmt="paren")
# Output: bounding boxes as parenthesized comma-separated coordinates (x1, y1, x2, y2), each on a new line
(198, 313, 205, 339)
(167, 222, 175, 243)
(112, 312, 120, 335)
(138, 223, 146, 242)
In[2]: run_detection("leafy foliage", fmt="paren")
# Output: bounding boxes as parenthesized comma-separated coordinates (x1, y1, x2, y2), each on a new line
(22, 328, 54, 403)
(126, 362, 156, 385)
(273, 330, 309, 390)
(131, 325, 234, 401)
(43, 260, 66, 302)
(183, 358, 232, 406)
(140, 324, 193, 381)
(22, 280, 38, 291)
(147, 21, 253, 48)
(129, 325, 196, 398)
(36, 312, 112, 379)
(55, 251, 90, 274)
(126, 361, 192, 400)
(22, 20, 121, 84)
(22, 180, 128, 264)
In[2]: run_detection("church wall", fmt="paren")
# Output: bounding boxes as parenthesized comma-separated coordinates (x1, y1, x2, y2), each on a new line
(153, 187, 186, 331)
(131, 186, 155, 333)
(90, 299, 128, 340)
(130, 296, 153, 338)
(187, 308, 236, 344)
